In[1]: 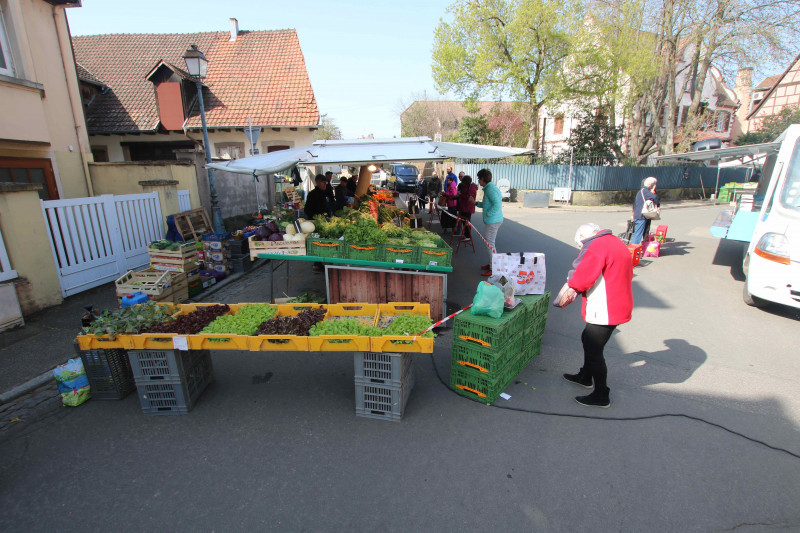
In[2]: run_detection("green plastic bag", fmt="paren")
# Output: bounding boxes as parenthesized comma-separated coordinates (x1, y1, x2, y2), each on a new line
(471, 282, 504, 319)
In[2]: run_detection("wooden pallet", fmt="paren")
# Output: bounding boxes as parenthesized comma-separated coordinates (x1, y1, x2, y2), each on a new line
(282, 186, 301, 203)
(173, 208, 211, 242)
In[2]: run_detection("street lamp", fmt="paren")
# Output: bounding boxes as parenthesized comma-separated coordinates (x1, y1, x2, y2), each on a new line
(183, 44, 224, 234)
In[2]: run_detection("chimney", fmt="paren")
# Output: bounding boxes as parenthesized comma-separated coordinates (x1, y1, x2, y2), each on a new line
(732, 67, 753, 138)
(229, 18, 239, 42)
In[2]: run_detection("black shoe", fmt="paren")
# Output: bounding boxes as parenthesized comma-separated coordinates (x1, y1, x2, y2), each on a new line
(575, 390, 610, 408)
(562, 372, 592, 389)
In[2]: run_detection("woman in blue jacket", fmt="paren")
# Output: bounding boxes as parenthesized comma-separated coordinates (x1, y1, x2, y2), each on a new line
(631, 177, 659, 244)
(475, 168, 503, 276)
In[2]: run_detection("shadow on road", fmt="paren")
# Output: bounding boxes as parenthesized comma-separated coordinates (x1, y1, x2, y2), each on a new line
(624, 338, 707, 387)
(711, 238, 746, 282)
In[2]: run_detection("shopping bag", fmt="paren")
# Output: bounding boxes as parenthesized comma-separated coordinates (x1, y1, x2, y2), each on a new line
(471, 282, 504, 319)
(491, 252, 546, 295)
(643, 240, 661, 257)
(52, 358, 91, 407)
(641, 190, 660, 220)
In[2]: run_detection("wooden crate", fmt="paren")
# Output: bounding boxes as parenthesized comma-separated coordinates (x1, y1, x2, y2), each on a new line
(146, 241, 197, 260)
(115, 269, 171, 297)
(173, 208, 211, 242)
(248, 235, 306, 259)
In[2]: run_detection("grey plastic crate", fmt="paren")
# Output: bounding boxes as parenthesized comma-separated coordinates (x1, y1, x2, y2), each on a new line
(355, 370, 414, 422)
(74, 344, 136, 400)
(136, 351, 213, 415)
(353, 351, 413, 387)
(128, 349, 209, 382)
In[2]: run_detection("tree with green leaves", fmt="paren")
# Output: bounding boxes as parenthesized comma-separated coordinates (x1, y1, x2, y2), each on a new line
(314, 114, 342, 141)
(557, 110, 623, 165)
(432, 0, 583, 150)
(735, 105, 800, 146)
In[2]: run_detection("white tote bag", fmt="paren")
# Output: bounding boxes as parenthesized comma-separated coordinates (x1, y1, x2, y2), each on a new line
(641, 190, 661, 220)
(491, 252, 546, 295)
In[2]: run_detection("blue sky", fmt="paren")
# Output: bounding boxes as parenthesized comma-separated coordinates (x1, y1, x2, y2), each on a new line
(67, 0, 456, 139)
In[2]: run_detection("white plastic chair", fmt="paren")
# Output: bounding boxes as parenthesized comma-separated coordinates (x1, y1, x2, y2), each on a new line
(497, 178, 511, 201)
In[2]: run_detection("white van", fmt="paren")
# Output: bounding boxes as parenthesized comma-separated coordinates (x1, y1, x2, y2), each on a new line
(742, 124, 800, 308)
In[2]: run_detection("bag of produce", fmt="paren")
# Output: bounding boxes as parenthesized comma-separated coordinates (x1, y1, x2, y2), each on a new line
(471, 282, 504, 319)
(52, 358, 91, 407)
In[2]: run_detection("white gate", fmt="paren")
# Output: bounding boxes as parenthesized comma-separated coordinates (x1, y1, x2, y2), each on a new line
(0, 224, 18, 282)
(42, 193, 164, 297)
(177, 189, 191, 212)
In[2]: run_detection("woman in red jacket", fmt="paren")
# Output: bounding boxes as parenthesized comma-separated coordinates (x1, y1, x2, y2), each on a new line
(558, 223, 633, 408)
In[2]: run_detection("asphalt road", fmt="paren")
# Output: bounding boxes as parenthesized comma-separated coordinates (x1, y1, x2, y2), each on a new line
(1, 204, 799, 532)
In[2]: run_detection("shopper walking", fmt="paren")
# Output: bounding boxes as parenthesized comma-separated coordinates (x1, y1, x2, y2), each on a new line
(457, 175, 477, 241)
(631, 177, 660, 244)
(475, 168, 503, 276)
(558, 223, 633, 408)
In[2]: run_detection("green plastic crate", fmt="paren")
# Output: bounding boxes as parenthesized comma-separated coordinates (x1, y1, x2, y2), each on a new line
(344, 242, 384, 262)
(418, 245, 452, 267)
(451, 333, 527, 376)
(307, 238, 345, 258)
(453, 302, 528, 349)
(382, 244, 418, 265)
(450, 350, 528, 404)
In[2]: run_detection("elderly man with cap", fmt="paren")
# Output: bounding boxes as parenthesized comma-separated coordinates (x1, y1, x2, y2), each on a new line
(556, 223, 633, 407)
(631, 176, 660, 244)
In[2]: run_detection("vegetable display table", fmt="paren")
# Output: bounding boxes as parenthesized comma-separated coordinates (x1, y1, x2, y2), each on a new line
(256, 253, 452, 321)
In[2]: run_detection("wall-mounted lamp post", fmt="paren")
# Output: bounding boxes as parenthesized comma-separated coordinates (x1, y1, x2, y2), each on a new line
(183, 44, 224, 234)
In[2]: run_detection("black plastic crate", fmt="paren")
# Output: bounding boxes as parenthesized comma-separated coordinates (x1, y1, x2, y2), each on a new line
(128, 349, 209, 382)
(136, 352, 213, 415)
(229, 256, 253, 273)
(353, 351, 413, 387)
(355, 370, 414, 422)
(74, 344, 136, 400)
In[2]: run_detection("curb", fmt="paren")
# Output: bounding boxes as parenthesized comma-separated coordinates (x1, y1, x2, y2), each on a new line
(187, 257, 268, 302)
(0, 370, 55, 405)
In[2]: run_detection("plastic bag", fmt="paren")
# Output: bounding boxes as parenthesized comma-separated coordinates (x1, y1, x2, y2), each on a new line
(643, 240, 661, 257)
(488, 274, 517, 308)
(52, 358, 91, 407)
(471, 282, 504, 319)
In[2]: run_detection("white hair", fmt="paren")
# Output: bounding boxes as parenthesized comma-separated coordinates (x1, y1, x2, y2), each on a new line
(574, 223, 601, 246)
(643, 176, 657, 189)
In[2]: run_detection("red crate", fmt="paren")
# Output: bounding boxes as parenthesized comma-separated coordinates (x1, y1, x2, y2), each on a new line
(654, 225, 668, 243)
(628, 244, 642, 267)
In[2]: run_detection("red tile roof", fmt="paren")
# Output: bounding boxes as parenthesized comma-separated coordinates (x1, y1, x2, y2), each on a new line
(71, 30, 318, 134)
(754, 74, 781, 92)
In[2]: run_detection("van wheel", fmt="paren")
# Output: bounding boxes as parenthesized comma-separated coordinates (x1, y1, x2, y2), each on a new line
(743, 279, 766, 307)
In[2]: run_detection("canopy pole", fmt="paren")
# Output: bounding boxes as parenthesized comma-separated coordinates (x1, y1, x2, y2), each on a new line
(713, 165, 721, 203)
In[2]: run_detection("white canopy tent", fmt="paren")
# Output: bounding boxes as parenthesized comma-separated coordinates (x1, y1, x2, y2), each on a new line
(207, 137, 534, 176)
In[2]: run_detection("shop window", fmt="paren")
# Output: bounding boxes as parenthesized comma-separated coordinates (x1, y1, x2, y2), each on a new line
(216, 142, 244, 160)
(0, 157, 58, 199)
(553, 115, 564, 135)
(0, 3, 15, 77)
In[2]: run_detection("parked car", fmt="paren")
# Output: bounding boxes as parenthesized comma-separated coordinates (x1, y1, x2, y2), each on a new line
(390, 164, 420, 192)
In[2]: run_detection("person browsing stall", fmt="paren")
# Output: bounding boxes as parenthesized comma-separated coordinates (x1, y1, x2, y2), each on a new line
(457, 175, 477, 241)
(557, 223, 633, 408)
(475, 168, 503, 276)
(305, 174, 333, 220)
(427, 173, 442, 212)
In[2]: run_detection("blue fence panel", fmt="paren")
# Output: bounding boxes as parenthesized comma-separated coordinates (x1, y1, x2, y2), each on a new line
(455, 163, 750, 191)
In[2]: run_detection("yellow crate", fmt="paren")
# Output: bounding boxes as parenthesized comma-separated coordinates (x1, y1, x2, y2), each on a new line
(274, 303, 324, 316)
(370, 335, 434, 353)
(127, 333, 180, 350)
(323, 303, 378, 325)
(308, 336, 371, 352)
(76, 334, 131, 350)
(248, 335, 310, 351)
(188, 334, 251, 351)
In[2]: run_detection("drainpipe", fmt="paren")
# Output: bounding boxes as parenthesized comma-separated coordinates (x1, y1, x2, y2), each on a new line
(53, 6, 93, 196)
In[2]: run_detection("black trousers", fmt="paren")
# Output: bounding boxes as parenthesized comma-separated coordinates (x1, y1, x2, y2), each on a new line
(459, 211, 473, 238)
(580, 323, 616, 395)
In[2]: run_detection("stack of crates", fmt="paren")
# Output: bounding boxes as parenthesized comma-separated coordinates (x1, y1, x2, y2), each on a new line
(74, 344, 136, 399)
(354, 351, 414, 422)
(450, 291, 550, 404)
(128, 348, 214, 415)
(202, 233, 231, 275)
(228, 237, 252, 274)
